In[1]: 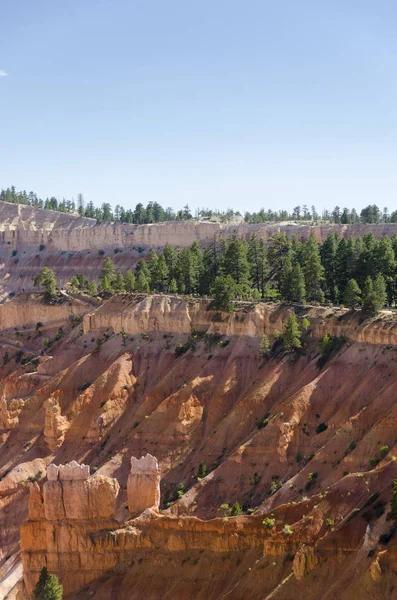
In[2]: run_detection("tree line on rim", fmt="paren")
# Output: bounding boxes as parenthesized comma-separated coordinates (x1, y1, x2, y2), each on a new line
(1, 187, 397, 225)
(34, 232, 397, 314)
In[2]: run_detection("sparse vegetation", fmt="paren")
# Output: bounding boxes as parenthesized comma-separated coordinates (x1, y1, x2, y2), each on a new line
(263, 517, 275, 530)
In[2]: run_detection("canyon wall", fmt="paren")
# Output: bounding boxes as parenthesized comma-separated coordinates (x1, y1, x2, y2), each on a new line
(0, 293, 95, 331)
(3, 293, 397, 598)
(83, 293, 397, 346)
(1, 201, 397, 254)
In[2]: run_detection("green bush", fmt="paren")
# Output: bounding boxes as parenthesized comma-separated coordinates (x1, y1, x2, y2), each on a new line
(263, 517, 275, 530)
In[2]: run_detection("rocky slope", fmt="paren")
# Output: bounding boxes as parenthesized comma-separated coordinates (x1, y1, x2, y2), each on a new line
(1, 294, 397, 597)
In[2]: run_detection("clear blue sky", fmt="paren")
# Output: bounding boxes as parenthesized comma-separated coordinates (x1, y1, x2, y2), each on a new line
(1, 0, 397, 214)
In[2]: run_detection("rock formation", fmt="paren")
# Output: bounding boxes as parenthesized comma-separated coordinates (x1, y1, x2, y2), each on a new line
(21, 461, 120, 595)
(43, 395, 68, 451)
(127, 454, 160, 515)
(4, 292, 397, 598)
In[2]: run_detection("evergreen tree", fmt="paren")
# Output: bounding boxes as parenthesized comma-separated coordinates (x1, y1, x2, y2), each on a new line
(33, 567, 63, 600)
(135, 270, 150, 293)
(146, 250, 159, 288)
(154, 254, 169, 292)
(100, 257, 116, 286)
(248, 234, 269, 296)
(343, 279, 361, 308)
(113, 273, 126, 293)
(363, 274, 386, 313)
(280, 255, 306, 303)
(259, 334, 270, 357)
(221, 237, 251, 292)
(211, 275, 238, 312)
(162, 243, 179, 288)
(320, 233, 339, 302)
(302, 235, 325, 302)
(283, 312, 302, 351)
(124, 270, 136, 292)
(34, 267, 57, 299)
(99, 275, 113, 294)
(87, 280, 98, 296)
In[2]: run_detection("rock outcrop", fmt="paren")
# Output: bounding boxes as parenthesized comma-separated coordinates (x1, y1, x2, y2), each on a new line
(1, 200, 397, 253)
(43, 396, 68, 451)
(127, 454, 160, 515)
(21, 462, 120, 595)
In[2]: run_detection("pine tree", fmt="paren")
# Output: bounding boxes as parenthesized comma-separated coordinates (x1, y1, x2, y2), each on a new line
(343, 279, 361, 308)
(283, 313, 302, 351)
(155, 254, 169, 292)
(221, 237, 251, 291)
(146, 250, 159, 289)
(124, 270, 136, 292)
(33, 567, 63, 600)
(87, 280, 98, 296)
(113, 273, 125, 293)
(99, 276, 112, 294)
(302, 235, 325, 302)
(363, 274, 386, 313)
(34, 267, 57, 299)
(162, 243, 179, 288)
(211, 275, 238, 312)
(259, 334, 270, 358)
(280, 255, 305, 303)
(100, 257, 116, 287)
(320, 233, 339, 302)
(135, 270, 150, 293)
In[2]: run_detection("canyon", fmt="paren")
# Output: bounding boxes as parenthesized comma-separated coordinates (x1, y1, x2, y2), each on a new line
(1, 199, 397, 300)
(0, 292, 397, 597)
(1, 202, 397, 597)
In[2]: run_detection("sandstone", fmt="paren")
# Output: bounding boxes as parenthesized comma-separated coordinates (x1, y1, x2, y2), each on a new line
(59, 460, 90, 481)
(27, 482, 44, 521)
(127, 454, 160, 515)
(43, 396, 68, 451)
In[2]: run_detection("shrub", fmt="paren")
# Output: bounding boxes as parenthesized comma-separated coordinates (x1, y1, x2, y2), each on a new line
(263, 517, 275, 530)
(78, 381, 91, 392)
(305, 472, 318, 490)
(256, 415, 269, 430)
(39, 244, 45, 252)
(12, 249, 17, 257)
(316, 422, 328, 434)
(219, 339, 230, 348)
(380, 445, 389, 459)
(175, 342, 192, 357)
(369, 457, 378, 468)
(283, 524, 294, 536)
(197, 462, 207, 479)
(317, 334, 345, 367)
(229, 502, 242, 516)
(98, 249, 105, 256)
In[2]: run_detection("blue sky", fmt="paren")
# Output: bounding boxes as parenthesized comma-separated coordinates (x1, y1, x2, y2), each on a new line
(1, 0, 397, 214)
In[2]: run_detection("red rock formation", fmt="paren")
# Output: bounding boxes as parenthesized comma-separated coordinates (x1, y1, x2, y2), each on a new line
(127, 454, 160, 515)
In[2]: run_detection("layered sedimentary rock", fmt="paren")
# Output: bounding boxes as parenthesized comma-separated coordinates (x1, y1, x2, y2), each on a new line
(5, 292, 397, 598)
(127, 454, 160, 515)
(1, 200, 397, 253)
(43, 396, 68, 451)
(21, 462, 120, 594)
(83, 292, 397, 346)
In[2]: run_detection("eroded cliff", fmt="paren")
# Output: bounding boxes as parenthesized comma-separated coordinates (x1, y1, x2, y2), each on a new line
(1, 294, 397, 597)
